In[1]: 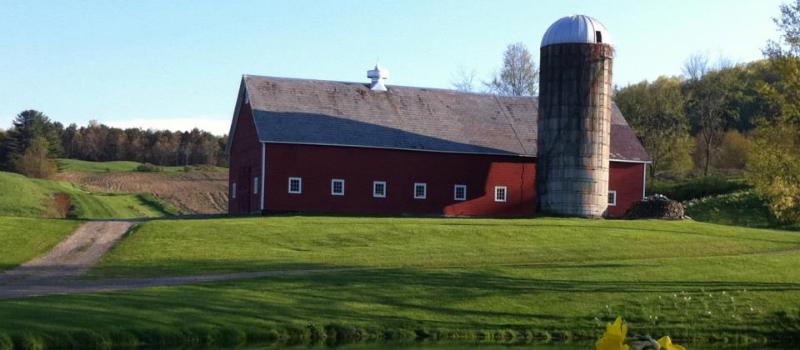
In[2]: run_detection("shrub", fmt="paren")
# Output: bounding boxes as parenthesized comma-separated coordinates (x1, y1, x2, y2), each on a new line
(134, 163, 161, 172)
(70, 330, 111, 350)
(12, 333, 45, 350)
(13, 137, 57, 179)
(647, 176, 750, 201)
(684, 190, 787, 229)
(0, 333, 11, 350)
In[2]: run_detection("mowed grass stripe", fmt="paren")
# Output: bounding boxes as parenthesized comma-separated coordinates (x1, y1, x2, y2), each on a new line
(92, 216, 800, 278)
(0, 171, 172, 219)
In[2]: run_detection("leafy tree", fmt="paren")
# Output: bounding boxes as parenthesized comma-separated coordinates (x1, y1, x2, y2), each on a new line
(747, 56, 800, 223)
(484, 42, 539, 96)
(13, 137, 57, 178)
(615, 76, 692, 177)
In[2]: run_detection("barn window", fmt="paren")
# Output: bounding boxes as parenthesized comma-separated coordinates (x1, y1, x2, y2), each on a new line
(608, 191, 617, 206)
(414, 183, 427, 199)
(331, 179, 345, 196)
(231, 182, 237, 199)
(373, 181, 387, 198)
(253, 177, 259, 194)
(454, 184, 467, 201)
(288, 177, 302, 194)
(494, 186, 507, 202)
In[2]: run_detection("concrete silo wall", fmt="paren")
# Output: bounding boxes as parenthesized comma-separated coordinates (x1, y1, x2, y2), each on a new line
(537, 43, 614, 217)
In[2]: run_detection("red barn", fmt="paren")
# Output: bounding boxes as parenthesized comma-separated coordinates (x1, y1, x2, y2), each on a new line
(226, 74, 649, 217)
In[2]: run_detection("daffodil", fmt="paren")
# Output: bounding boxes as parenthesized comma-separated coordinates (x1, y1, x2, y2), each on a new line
(656, 336, 686, 350)
(595, 316, 629, 350)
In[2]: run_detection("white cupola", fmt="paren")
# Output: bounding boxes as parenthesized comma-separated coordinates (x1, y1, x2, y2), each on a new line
(367, 64, 390, 91)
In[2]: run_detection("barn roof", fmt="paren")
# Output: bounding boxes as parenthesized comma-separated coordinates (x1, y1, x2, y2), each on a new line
(234, 75, 649, 162)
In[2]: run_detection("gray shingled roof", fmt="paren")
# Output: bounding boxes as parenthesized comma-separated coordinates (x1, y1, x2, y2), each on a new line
(241, 75, 649, 162)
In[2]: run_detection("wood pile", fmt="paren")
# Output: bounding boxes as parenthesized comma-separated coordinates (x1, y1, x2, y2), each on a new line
(624, 194, 685, 219)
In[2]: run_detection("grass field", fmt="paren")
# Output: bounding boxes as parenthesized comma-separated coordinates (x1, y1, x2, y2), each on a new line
(92, 216, 800, 277)
(0, 216, 795, 348)
(0, 171, 174, 219)
(0, 217, 79, 272)
(56, 158, 226, 173)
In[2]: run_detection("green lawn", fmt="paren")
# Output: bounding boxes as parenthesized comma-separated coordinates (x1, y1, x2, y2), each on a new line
(0, 216, 790, 348)
(0, 171, 173, 219)
(0, 216, 79, 272)
(93, 216, 800, 277)
(56, 158, 226, 173)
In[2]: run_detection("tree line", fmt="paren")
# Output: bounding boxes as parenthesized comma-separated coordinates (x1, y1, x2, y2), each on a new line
(615, 0, 800, 223)
(0, 110, 228, 177)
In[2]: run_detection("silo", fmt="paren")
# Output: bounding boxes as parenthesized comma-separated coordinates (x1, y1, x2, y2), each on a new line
(536, 15, 614, 218)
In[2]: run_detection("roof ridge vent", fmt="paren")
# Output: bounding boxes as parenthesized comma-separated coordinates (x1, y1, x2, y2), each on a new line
(367, 64, 389, 91)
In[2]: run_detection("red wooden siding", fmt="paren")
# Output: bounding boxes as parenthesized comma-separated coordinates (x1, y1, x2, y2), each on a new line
(228, 110, 646, 217)
(607, 162, 646, 217)
(228, 103, 261, 214)
(262, 143, 537, 217)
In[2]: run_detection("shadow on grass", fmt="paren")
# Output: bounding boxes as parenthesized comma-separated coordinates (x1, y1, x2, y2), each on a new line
(1, 263, 799, 348)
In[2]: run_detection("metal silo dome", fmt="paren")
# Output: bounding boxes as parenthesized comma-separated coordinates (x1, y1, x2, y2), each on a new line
(541, 15, 613, 48)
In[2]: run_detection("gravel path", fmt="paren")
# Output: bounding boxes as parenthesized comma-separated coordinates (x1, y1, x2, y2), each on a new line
(0, 221, 133, 286)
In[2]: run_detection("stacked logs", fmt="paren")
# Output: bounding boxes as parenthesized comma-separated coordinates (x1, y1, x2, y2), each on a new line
(624, 194, 685, 220)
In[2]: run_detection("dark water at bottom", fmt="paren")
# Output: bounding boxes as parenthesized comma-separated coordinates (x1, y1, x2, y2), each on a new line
(222, 342, 787, 350)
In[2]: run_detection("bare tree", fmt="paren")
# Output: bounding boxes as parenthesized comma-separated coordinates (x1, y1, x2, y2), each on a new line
(765, 0, 800, 57)
(484, 42, 539, 96)
(683, 53, 709, 81)
(450, 66, 478, 92)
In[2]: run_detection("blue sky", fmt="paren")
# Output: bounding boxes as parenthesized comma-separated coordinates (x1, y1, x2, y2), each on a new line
(0, 0, 785, 135)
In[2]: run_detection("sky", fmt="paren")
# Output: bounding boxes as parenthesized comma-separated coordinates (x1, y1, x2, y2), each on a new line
(0, 0, 786, 136)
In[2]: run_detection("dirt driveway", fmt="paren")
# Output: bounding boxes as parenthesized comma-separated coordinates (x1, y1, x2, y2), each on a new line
(0, 220, 360, 299)
(0, 221, 133, 285)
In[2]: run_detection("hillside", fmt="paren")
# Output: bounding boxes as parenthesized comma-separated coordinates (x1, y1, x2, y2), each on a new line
(55, 159, 229, 214)
(0, 216, 796, 348)
(0, 171, 173, 219)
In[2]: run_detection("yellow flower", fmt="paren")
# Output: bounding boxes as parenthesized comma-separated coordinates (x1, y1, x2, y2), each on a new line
(656, 336, 686, 350)
(596, 316, 630, 350)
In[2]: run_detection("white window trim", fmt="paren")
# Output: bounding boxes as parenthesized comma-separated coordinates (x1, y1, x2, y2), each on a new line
(414, 182, 427, 199)
(373, 181, 387, 198)
(331, 179, 345, 196)
(608, 190, 617, 206)
(494, 186, 507, 203)
(253, 177, 259, 195)
(231, 182, 237, 199)
(288, 177, 302, 194)
(454, 184, 467, 201)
